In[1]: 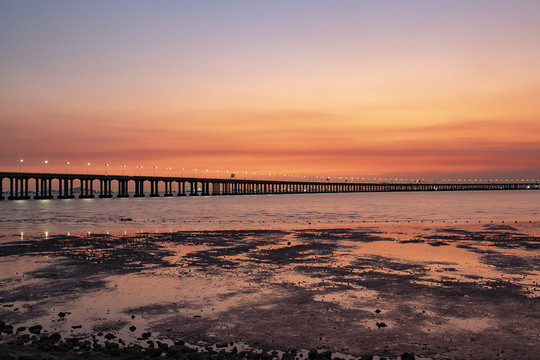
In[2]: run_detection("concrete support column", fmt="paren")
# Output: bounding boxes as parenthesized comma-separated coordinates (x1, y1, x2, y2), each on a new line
(177, 181, 186, 196)
(190, 181, 197, 196)
(150, 180, 159, 197)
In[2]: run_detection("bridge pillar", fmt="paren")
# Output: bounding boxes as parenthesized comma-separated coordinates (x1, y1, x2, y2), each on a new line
(149, 180, 160, 197)
(200, 182, 209, 196)
(99, 179, 113, 198)
(190, 181, 198, 196)
(79, 179, 95, 198)
(163, 181, 173, 196)
(176, 181, 186, 196)
(117, 179, 129, 197)
(58, 178, 74, 199)
(134, 180, 145, 197)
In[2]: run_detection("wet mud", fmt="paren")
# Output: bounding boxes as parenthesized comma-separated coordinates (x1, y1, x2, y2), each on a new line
(0, 223, 539, 359)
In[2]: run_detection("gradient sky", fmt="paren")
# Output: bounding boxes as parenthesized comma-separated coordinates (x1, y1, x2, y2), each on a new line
(1, 1, 540, 179)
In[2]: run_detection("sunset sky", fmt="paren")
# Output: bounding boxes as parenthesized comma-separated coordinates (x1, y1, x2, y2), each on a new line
(1, 1, 540, 179)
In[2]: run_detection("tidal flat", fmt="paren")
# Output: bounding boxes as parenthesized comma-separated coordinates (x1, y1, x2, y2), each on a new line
(0, 223, 539, 359)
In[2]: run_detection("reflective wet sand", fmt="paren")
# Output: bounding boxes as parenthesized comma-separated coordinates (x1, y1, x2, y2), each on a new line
(1, 223, 539, 359)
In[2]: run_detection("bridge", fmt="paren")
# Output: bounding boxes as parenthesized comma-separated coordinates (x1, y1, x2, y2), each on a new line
(0, 171, 538, 200)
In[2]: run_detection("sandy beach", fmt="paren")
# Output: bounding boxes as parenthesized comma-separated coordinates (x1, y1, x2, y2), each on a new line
(1, 222, 539, 359)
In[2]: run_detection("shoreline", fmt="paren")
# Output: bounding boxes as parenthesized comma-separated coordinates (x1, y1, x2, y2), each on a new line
(1, 223, 539, 359)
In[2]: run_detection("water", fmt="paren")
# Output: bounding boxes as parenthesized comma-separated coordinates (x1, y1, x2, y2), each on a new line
(1, 190, 539, 237)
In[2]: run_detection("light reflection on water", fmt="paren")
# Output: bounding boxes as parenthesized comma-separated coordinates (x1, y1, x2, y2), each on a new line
(0, 191, 539, 238)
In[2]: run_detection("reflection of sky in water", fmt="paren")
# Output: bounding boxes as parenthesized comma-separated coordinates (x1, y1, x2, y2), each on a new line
(1, 223, 539, 358)
(1, 191, 539, 237)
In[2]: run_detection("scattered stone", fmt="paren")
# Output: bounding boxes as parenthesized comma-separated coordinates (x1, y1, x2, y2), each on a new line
(376, 322, 387, 328)
(141, 332, 151, 339)
(71, 325, 82, 329)
(28, 325, 43, 334)
(308, 348, 318, 360)
(57, 312, 70, 318)
(104, 333, 116, 340)
(0, 324, 14, 334)
(129, 325, 137, 332)
(16, 327, 26, 333)
(131, 314, 136, 319)
(146, 347, 163, 357)
(319, 350, 332, 360)
(401, 352, 416, 360)
(375, 309, 381, 314)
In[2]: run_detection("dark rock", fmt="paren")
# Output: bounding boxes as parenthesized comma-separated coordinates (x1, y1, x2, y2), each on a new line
(169, 344, 189, 356)
(48, 332, 61, 342)
(57, 340, 73, 352)
(71, 325, 82, 329)
(360, 356, 373, 360)
(104, 333, 116, 340)
(157, 341, 169, 350)
(376, 322, 387, 328)
(125, 344, 144, 356)
(318, 350, 332, 360)
(146, 347, 163, 357)
(79, 340, 91, 350)
(375, 309, 381, 314)
(16, 327, 26, 332)
(0, 324, 13, 334)
(131, 314, 136, 319)
(28, 325, 43, 334)
(308, 349, 318, 360)
(141, 332, 151, 339)
(57, 312, 69, 318)
(401, 353, 416, 360)
(0, 348, 17, 360)
(216, 342, 228, 348)
(105, 341, 120, 349)
(129, 325, 137, 332)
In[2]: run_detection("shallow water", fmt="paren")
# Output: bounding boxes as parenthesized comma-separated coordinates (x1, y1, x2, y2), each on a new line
(0, 190, 539, 238)
(0, 223, 539, 359)
(1, 191, 540, 358)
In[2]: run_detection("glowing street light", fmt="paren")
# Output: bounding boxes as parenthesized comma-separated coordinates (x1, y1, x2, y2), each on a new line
(137, 165, 143, 176)
(65, 161, 70, 174)
(85, 162, 91, 175)
(121, 164, 126, 176)
(104, 163, 109, 175)
(17, 159, 23, 172)
(42, 160, 48, 173)
(153, 166, 158, 177)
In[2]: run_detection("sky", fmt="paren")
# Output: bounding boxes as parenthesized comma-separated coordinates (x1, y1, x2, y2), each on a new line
(1, 1, 540, 180)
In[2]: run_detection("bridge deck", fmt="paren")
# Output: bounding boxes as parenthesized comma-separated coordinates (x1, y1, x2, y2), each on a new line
(1, 172, 538, 200)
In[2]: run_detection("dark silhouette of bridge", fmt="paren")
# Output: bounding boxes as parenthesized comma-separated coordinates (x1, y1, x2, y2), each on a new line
(0, 172, 538, 200)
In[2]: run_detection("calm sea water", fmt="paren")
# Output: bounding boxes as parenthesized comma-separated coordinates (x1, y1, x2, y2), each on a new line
(1, 190, 539, 237)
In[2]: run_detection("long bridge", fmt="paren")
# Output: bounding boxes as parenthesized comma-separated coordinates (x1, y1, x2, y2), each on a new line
(0, 171, 538, 200)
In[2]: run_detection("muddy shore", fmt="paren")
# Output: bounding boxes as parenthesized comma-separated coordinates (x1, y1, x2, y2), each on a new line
(1, 223, 539, 359)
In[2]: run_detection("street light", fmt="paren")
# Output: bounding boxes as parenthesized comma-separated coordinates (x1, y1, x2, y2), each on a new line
(121, 164, 126, 176)
(105, 163, 109, 175)
(17, 159, 23, 173)
(85, 162, 91, 175)
(153, 166, 158, 177)
(137, 165, 143, 176)
(42, 160, 48, 173)
(65, 161, 70, 174)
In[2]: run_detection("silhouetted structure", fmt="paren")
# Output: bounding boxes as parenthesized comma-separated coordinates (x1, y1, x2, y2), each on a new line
(0, 172, 538, 200)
